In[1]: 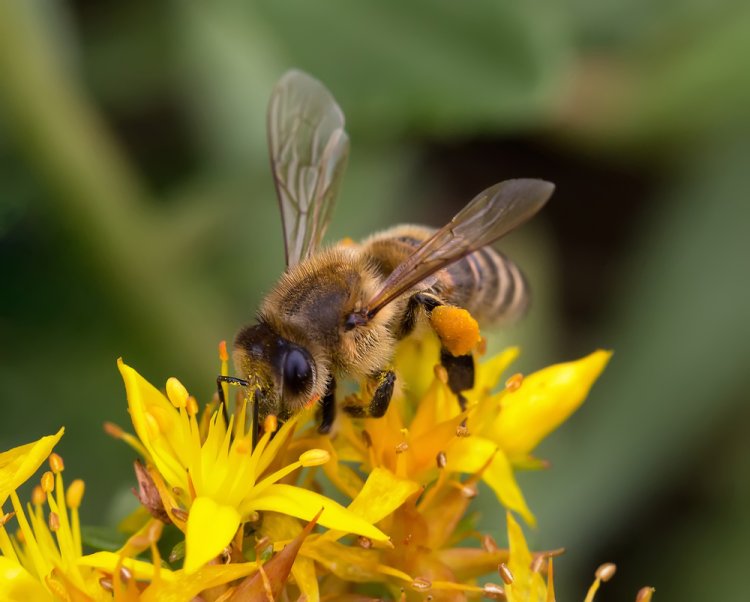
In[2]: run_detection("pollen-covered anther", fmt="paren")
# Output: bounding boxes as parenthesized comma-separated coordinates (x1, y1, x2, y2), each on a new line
(0, 512, 15, 527)
(483, 582, 505, 599)
(456, 424, 470, 437)
(636, 586, 656, 602)
(166, 377, 189, 408)
(395, 442, 409, 454)
(357, 535, 373, 549)
(32, 485, 45, 505)
(411, 577, 432, 592)
(66, 479, 85, 509)
(48, 452, 64, 473)
(505, 373, 524, 392)
(595, 562, 617, 582)
(48, 511, 60, 532)
(299, 449, 331, 467)
(41, 471, 55, 493)
(436, 451, 447, 469)
(434, 364, 449, 383)
(498, 562, 514, 585)
(264, 414, 278, 434)
(103, 421, 124, 439)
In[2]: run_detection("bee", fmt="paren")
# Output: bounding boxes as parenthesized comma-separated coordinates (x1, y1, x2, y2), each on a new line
(221, 70, 554, 437)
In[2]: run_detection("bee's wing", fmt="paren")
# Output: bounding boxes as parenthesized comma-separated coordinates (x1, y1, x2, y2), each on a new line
(366, 179, 555, 317)
(268, 70, 350, 267)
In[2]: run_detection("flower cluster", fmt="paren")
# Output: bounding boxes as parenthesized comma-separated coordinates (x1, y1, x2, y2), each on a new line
(0, 318, 655, 601)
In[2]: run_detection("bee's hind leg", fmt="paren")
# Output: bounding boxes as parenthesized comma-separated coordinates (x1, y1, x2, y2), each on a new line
(440, 350, 475, 411)
(342, 369, 396, 419)
(317, 377, 337, 434)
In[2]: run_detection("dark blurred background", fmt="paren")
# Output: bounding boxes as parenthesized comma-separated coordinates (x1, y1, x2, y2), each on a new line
(1, 1, 749, 599)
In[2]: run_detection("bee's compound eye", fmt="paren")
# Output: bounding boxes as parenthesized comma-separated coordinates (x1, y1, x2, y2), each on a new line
(283, 348, 313, 396)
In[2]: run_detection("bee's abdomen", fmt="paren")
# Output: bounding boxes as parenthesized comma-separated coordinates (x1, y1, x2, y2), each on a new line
(441, 246, 530, 325)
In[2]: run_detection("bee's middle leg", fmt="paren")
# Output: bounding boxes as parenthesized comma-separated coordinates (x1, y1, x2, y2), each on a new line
(342, 369, 396, 418)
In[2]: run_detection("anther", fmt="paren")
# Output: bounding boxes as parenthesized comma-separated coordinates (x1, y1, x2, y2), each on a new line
(99, 577, 114, 592)
(263, 414, 278, 434)
(166, 377, 189, 409)
(481, 534, 498, 552)
(434, 364, 449, 383)
(254, 536, 271, 554)
(595, 563, 617, 582)
(395, 442, 409, 454)
(357, 536, 372, 549)
(103, 421, 124, 439)
(147, 520, 163, 544)
(456, 424, 470, 438)
(49, 453, 64, 473)
(48, 511, 60, 532)
(41, 471, 54, 493)
(361, 430, 373, 448)
(410, 577, 431, 592)
(530, 555, 546, 573)
(436, 451, 447, 469)
(300, 449, 331, 467)
(460, 484, 477, 499)
(498, 563, 514, 585)
(171, 508, 189, 522)
(66, 479, 85, 509)
(0, 512, 15, 527)
(483, 583, 505, 599)
(636, 586, 656, 602)
(218, 340, 229, 362)
(234, 437, 252, 454)
(119, 566, 133, 582)
(186, 396, 199, 417)
(505, 373, 524, 392)
(32, 486, 45, 505)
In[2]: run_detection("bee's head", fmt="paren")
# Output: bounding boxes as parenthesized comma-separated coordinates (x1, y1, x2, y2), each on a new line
(232, 322, 317, 422)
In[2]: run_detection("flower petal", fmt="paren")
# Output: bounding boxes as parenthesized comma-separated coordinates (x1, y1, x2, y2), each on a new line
(0, 556, 51, 601)
(483, 449, 535, 527)
(250, 484, 387, 542)
(0, 429, 64, 505)
(491, 350, 612, 458)
(347, 467, 420, 525)
(184, 496, 241, 574)
(506, 511, 546, 602)
(140, 563, 258, 602)
(78, 551, 176, 582)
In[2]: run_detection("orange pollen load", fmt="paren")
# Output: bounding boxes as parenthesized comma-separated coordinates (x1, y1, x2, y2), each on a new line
(429, 306, 481, 357)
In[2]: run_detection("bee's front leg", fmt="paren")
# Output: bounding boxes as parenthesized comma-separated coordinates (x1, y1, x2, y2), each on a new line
(342, 369, 396, 418)
(317, 377, 337, 434)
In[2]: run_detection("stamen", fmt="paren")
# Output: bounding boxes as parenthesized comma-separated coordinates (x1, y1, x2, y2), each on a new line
(41, 471, 55, 494)
(172, 506, 189, 523)
(48, 453, 64, 474)
(357, 536, 373, 549)
(434, 365, 448, 383)
(119, 565, 133, 582)
(505, 373, 524, 392)
(264, 414, 278, 434)
(186, 396, 199, 417)
(395, 442, 409, 454)
(99, 577, 114, 592)
(32, 486, 45, 506)
(166, 377, 189, 408)
(530, 555, 546, 573)
(483, 583, 505, 599)
(103, 421, 124, 438)
(498, 563, 514, 585)
(48, 512, 60, 532)
(234, 437, 252, 455)
(411, 577, 432, 592)
(636, 586, 656, 602)
(482, 534, 498, 553)
(455, 424, 470, 438)
(219, 340, 229, 363)
(0, 512, 14, 527)
(66, 479, 85, 509)
(595, 563, 616, 582)
(299, 449, 331, 467)
(436, 451, 447, 469)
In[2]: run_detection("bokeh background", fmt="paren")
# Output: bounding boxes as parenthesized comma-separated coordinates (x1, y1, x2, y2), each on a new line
(1, 1, 749, 599)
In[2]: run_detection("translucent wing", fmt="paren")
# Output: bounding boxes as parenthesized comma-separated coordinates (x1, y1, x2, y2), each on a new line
(268, 70, 350, 267)
(366, 179, 555, 317)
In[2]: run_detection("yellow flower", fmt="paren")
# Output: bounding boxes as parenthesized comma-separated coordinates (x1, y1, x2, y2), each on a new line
(117, 359, 387, 575)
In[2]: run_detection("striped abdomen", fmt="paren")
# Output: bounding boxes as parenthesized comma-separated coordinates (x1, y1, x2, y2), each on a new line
(362, 225, 531, 327)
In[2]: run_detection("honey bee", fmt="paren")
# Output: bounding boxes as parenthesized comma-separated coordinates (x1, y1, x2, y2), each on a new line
(222, 70, 554, 436)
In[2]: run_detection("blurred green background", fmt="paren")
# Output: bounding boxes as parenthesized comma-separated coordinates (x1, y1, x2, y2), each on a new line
(1, 0, 749, 599)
